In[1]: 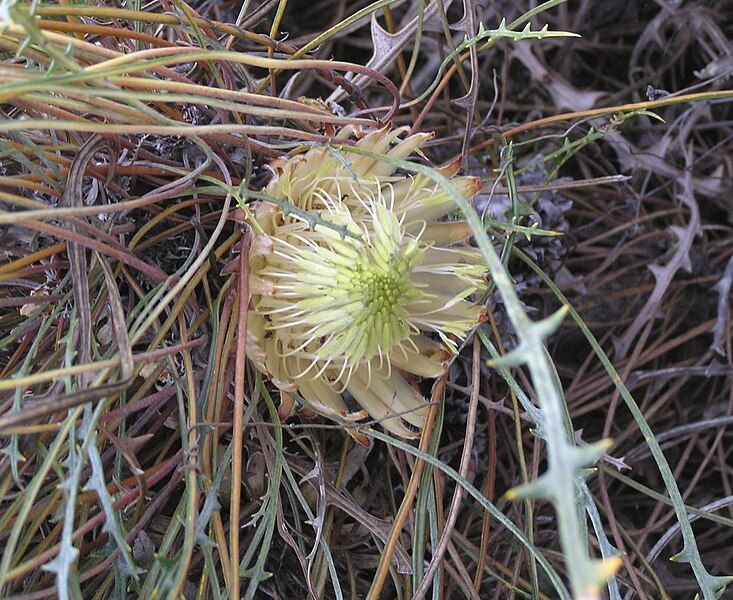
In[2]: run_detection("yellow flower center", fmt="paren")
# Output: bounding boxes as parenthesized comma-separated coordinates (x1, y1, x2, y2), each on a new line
(315, 238, 422, 368)
(253, 196, 425, 380)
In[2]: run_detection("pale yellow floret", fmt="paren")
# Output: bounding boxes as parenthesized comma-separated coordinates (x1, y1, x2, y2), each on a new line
(246, 127, 488, 437)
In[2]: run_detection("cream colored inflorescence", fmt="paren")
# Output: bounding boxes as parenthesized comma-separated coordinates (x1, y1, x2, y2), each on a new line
(246, 126, 488, 437)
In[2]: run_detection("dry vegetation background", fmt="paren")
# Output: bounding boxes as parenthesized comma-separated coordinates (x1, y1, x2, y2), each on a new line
(1, 0, 733, 598)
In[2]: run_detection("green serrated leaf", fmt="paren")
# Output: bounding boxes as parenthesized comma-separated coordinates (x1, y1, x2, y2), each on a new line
(43, 442, 84, 600)
(85, 444, 141, 580)
(515, 246, 732, 599)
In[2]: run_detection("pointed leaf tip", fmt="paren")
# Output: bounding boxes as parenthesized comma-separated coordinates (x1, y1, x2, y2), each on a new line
(486, 342, 528, 369)
(505, 474, 554, 501)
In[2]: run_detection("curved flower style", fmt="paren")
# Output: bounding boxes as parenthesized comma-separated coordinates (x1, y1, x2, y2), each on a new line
(247, 127, 487, 437)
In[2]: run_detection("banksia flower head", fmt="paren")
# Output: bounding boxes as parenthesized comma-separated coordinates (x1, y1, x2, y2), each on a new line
(247, 126, 487, 437)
